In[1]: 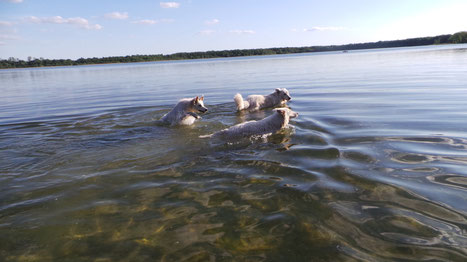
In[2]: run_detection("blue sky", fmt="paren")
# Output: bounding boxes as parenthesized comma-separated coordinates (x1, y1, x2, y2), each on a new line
(1, 0, 466, 60)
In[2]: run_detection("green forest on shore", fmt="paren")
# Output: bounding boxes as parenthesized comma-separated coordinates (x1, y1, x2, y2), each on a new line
(1, 31, 466, 69)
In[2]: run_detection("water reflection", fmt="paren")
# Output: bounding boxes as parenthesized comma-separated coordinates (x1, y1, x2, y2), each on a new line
(1, 45, 467, 261)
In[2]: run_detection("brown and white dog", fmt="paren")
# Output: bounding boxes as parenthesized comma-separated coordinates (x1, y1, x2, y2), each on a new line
(161, 96, 208, 126)
(234, 88, 291, 111)
(200, 108, 298, 140)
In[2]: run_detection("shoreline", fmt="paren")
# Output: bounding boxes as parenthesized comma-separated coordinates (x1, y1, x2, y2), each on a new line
(1, 44, 462, 71)
(1, 32, 466, 69)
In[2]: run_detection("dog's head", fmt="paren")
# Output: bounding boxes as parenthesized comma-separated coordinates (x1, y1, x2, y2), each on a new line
(275, 108, 298, 118)
(275, 88, 292, 101)
(274, 108, 298, 128)
(191, 96, 208, 113)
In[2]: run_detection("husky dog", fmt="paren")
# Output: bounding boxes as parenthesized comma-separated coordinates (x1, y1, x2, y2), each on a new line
(234, 88, 291, 111)
(161, 96, 208, 126)
(200, 108, 298, 140)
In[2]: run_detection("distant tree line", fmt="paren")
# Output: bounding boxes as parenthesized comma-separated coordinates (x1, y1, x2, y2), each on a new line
(1, 32, 466, 69)
(448, 31, 467, 44)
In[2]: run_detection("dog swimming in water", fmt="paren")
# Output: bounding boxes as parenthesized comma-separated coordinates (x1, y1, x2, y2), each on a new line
(160, 96, 208, 126)
(200, 108, 298, 140)
(234, 88, 291, 112)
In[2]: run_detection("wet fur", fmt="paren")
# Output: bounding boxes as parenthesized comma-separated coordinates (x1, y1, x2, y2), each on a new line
(161, 96, 207, 126)
(234, 88, 291, 111)
(200, 108, 298, 140)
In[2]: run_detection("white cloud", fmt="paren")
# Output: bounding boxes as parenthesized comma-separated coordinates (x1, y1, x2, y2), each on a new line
(0, 21, 14, 26)
(0, 34, 19, 45)
(131, 19, 174, 25)
(160, 2, 180, 8)
(104, 12, 129, 20)
(230, 29, 255, 35)
(0, 34, 19, 40)
(2, 0, 23, 3)
(159, 18, 175, 23)
(205, 19, 219, 25)
(198, 29, 215, 35)
(25, 16, 102, 30)
(132, 19, 158, 25)
(304, 26, 345, 32)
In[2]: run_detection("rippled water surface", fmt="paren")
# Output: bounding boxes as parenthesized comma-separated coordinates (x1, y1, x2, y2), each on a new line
(1, 45, 467, 261)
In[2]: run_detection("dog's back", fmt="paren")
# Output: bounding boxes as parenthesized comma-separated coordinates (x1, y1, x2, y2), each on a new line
(234, 88, 291, 111)
(201, 108, 298, 140)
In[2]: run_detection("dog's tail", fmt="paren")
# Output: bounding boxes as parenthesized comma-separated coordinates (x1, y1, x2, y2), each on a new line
(234, 93, 249, 111)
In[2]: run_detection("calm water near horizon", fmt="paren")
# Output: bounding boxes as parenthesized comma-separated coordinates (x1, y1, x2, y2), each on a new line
(1, 45, 467, 261)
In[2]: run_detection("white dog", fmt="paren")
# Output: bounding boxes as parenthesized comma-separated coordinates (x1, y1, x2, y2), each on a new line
(200, 108, 298, 140)
(160, 96, 208, 126)
(234, 88, 291, 111)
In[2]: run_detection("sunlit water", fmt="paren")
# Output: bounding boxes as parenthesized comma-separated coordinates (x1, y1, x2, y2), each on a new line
(1, 45, 467, 261)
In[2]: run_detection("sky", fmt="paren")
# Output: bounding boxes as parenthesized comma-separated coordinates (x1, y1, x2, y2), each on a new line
(1, 0, 466, 60)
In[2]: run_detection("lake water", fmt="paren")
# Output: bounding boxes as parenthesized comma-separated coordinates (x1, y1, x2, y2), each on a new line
(1, 45, 467, 261)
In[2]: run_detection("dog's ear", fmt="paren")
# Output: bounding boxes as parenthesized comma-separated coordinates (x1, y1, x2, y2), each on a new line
(276, 109, 287, 117)
(275, 88, 281, 93)
(200, 96, 204, 101)
(193, 96, 199, 103)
